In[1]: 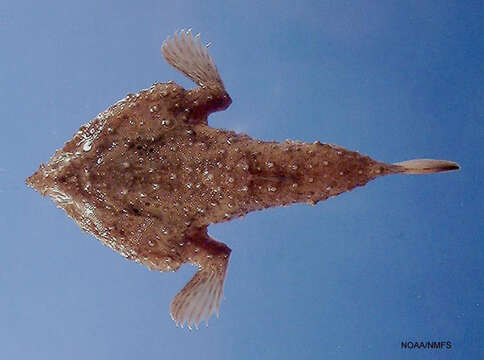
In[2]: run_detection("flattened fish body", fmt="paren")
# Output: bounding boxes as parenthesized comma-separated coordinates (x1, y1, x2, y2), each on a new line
(26, 30, 459, 329)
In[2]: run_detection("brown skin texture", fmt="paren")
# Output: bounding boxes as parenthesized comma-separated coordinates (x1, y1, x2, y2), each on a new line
(31, 31, 438, 327)
(26, 80, 394, 273)
(25, 31, 459, 327)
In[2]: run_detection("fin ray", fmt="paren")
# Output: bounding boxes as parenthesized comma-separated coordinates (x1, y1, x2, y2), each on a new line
(162, 29, 224, 88)
(169, 229, 231, 329)
(170, 261, 229, 329)
(393, 159, 460, 174)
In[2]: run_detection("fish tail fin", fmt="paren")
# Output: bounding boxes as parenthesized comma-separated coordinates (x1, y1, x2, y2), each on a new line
(392, 159, 460, 174)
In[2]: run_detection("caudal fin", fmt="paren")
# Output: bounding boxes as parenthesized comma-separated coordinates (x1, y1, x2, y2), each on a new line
(393, 159, 460, 174)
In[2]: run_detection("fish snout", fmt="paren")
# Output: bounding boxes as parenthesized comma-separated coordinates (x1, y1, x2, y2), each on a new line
(25, 164, 52, 195)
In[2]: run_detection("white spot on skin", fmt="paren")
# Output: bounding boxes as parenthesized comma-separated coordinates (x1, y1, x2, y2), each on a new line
(83, 140, 92, 151)
(28, 30, 448, 329)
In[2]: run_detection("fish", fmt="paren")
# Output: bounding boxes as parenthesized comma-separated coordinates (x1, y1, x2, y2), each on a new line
(26, 29, 459, 329)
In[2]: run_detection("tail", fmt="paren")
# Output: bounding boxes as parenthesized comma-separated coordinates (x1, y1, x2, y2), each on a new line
(392, 159, 460, 174)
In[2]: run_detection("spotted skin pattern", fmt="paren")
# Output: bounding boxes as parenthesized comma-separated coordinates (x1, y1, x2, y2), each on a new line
(26, 30, 459, 329)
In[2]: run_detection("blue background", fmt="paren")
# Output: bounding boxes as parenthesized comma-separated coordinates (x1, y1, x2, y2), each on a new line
(1, 1, 482, 359)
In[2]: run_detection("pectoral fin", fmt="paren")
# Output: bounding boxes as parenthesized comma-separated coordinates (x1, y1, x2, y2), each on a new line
(161, 29, 224, 88)
(170, 227, 231, 329)
(161, 29, 232, 121)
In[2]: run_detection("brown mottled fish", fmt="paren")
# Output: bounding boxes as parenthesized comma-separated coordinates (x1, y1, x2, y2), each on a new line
(26, 30, 459, 329)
